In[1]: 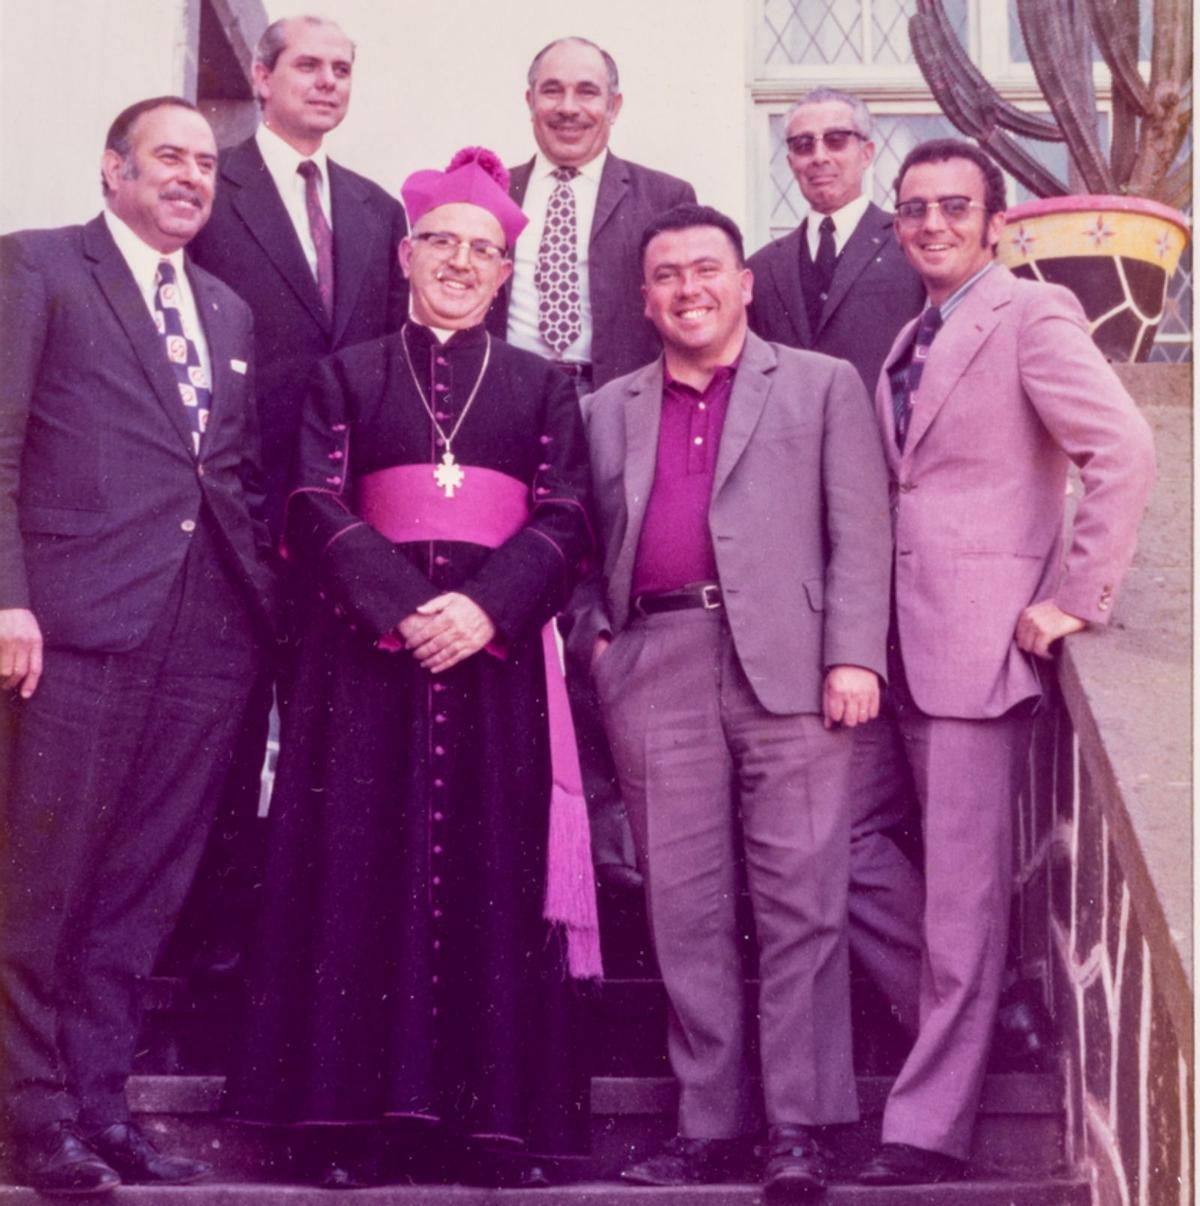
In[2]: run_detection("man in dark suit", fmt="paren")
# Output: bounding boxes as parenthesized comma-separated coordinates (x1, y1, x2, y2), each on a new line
(185, 14, 407, 972)
(748, 88, 924, 394)
(488, 35, 696, 887)
(748, 88, 928, 1038)
(0, 96, 275, 1195)
(577, 204, 892, 1201)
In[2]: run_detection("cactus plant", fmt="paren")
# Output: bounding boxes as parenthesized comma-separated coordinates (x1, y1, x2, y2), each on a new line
(909, 0, 1191, 209)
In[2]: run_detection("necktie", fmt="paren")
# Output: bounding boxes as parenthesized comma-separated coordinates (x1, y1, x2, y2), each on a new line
(153, 260, 210, 457)
(297, 160, 334, 318)
(535, 166, 582, 356)
(895, 306, 943, 450)
(814, 215, 837, 293)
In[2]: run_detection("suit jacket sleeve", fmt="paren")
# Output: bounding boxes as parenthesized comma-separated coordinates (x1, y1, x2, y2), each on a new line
(0, 236, 48, 611)
(459, 368, 593, 642)
(283, 355, 440, 638)
(1016, 287, 1155, 624)
(820, 358, 893, 676)
(384, 197, 410, 335)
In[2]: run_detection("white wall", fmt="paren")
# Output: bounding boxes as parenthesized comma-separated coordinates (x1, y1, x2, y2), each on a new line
(0, 0, 750, 235)
(0, 0, 192, 232)
(263, 0, 749, 226)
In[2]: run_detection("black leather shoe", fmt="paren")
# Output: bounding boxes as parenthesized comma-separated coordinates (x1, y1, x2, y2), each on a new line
(762, 1124, 828, 1202)
(621, 1135, 750, 1186)
(596, 861, 644, 892)
(992, 978, 1056, 1070)
(87, 1121, 211, 1185)
(857, 1142, 965, 1185)
(14, 1121, 120, 1196)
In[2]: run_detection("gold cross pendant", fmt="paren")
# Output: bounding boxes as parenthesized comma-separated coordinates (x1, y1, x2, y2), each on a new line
(434, 450, 465, 499)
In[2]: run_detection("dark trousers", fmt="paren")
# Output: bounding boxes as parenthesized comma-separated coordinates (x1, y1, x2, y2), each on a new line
(0, 520, 263, 1134)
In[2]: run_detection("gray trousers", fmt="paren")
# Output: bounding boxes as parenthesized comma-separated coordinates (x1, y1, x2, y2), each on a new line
(596, 609, 858, 1136)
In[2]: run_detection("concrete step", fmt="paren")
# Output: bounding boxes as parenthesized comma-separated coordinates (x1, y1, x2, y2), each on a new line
(0, 1178, 1092, 1202)
(118, 1072, 1066, 1184)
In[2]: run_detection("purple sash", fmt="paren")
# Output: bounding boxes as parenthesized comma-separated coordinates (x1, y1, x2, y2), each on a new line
(358, 464, 601, 980)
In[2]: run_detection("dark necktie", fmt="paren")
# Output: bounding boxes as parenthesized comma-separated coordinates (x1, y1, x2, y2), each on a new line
(814, 215, 837, 293)
(895, 306, 943, 450)
(297, 160, 334, 318)
(535, 166, 582, 356)
(153, 260, 210, 457)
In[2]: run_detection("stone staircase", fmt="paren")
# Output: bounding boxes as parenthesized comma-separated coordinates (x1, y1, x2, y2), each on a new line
(0, 889, 1091, 1202)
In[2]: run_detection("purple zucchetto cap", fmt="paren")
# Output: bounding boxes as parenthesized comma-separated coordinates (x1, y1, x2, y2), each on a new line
(401, 146, 529, 250)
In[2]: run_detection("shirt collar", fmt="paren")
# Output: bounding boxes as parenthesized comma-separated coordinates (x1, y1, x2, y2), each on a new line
(808, 192, 871, 242)
(256, 123, 330, 186)
(103, 208, 184, 286)
(663, 354, 741, 395)
(533, 147, 608, 185)
(934, 261, 995, 321)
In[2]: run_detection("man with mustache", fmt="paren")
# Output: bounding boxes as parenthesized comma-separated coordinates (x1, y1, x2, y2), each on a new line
(183, 14, 408, 979)
(0, 96, 276, 1195)
(489, 35, 697, 892)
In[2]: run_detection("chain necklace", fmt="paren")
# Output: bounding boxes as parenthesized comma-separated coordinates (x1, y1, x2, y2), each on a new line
(400, 324, 492, 498)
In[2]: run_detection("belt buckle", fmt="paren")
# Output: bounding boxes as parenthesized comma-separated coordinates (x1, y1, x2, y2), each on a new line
(700, 584, 721, 610)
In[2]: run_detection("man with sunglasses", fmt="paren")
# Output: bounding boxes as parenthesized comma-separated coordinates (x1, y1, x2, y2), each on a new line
(747, 88, 923, 395)
(855, 139, 1155, 1186)
(748, 89, 928, 1050)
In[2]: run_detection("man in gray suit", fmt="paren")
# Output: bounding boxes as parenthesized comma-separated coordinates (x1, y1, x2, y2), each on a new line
(748, 89, 927, 1037)
(576, 203, 891, 1201)
(488, 35, 697, 888)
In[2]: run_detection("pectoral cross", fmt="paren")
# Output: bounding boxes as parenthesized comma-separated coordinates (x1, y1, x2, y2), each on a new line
(434, 450, 465, 499)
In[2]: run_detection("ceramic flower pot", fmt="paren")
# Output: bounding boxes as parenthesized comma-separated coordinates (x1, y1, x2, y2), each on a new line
(998, 195, 1190, 362)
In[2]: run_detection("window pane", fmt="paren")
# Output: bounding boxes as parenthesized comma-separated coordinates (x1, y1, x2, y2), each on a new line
(763, 0, 863, 66)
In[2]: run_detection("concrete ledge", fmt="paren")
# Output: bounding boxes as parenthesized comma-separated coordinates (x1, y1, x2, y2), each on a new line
(1057, 401, 1193, 1059)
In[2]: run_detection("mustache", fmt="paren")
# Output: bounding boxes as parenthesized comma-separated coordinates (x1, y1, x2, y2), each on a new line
(159, 186, 203, 207)
(547, 117, 594, 130)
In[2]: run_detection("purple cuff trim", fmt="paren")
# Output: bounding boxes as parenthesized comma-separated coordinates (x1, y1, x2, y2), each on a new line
(320, 520, 367, 558)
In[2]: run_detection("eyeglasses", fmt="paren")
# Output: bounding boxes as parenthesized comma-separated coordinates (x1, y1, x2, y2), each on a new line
(411, 231, 507, 263)
(895, 196, 987, 226)
(785, 128, 865, 156)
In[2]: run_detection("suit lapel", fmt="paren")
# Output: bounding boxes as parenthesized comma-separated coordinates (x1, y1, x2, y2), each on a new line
(590, 153, 630, 246)
(224, 140, 329, 333)
(712, 333, 773, 498)
(188, 262, 234, 439)
(903, 267, 1011, 457)
(818, 203, 892, 334)
(509, 159, 533, 209)
(764, 227, 812, 346)
(84, 218, 196, 456)
(876, 315, 918, 474)
(329, 162, 372, 345)
(610, 360, 663, 626)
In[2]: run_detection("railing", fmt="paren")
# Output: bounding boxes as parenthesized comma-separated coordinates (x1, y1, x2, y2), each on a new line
(1013, 370, 1193, 1206)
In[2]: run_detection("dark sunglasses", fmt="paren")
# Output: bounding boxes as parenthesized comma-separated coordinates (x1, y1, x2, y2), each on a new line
(785, 128, 865, 156)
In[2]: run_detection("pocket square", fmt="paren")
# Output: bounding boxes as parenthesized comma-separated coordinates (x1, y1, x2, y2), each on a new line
(230, 358, 248, 374)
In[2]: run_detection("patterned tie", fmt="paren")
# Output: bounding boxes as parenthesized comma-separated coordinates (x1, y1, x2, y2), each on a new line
(153, 260, 210, 457)
(895, 305, 943, 450)
(297, 160, 334, 318)
(535, 166, 582, 356)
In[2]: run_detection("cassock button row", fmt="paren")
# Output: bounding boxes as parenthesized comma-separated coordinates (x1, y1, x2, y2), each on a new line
(328, 449, 343, 461)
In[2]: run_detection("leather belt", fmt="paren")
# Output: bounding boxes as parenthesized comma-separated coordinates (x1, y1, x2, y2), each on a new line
(633, 582, 723, 616)
(553, 360, 593, 386)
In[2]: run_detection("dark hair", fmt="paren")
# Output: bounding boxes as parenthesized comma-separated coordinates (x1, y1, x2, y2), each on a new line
(639, 203, 746, 268)
(893, 138, 1007, 221)
(101, 96, 200, 196)
(527, 36, 620, 96)
(255, 15, 355, 75)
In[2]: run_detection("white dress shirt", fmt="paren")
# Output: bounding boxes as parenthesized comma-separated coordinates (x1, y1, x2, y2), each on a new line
(507, 149, 608, 364)
(255, 124, 332, 280)
(103, 208, 211, 385)
(804, 191, 872, 259)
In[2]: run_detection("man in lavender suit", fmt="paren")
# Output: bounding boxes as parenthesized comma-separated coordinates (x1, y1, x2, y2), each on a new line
(856, 139, 1155, 1186)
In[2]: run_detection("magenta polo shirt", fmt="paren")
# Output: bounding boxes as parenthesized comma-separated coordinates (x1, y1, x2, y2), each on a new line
(631, 361, 738, 597)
